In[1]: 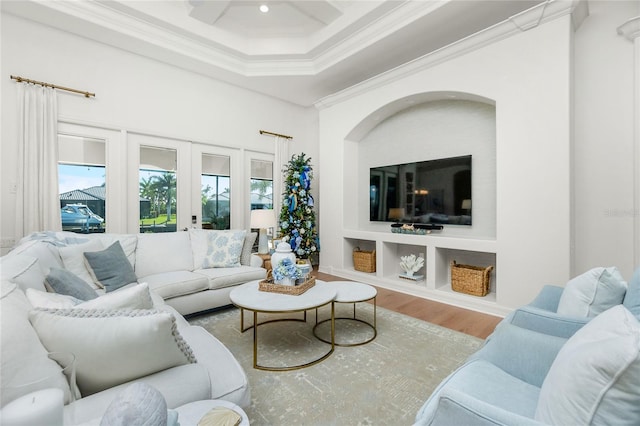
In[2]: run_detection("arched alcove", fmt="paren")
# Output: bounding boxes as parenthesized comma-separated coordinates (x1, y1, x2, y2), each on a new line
(343, 92, 497, 238)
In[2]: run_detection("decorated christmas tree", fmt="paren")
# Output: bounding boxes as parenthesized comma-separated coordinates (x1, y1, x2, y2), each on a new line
(278, 153, 319, 260)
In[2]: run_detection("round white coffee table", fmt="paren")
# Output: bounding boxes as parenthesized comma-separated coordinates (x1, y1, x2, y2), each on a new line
(230, 280, 336, 371)
(313, 281, 377, 346)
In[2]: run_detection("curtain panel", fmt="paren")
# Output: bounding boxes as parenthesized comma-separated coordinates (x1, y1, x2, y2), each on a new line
(16, 83, 61, 238)
(273, 136, 290, 228)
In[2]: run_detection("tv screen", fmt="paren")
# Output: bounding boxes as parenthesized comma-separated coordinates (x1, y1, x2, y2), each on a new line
(370, 155, 472, 225)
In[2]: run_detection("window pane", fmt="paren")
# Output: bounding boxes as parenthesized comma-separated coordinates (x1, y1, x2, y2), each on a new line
(58, 135, 106, 234)
(140, 146, 177, 233)
(201, 154, 230, 230)
(250, 160, 273, 210)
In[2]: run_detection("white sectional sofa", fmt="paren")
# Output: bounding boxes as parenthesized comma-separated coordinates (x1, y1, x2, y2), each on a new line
(6, 229, 267, 315)
(0, 229, 266, 424)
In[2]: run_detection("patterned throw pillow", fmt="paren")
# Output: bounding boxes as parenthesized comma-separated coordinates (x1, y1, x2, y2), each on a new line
(202, 230, 247, 269)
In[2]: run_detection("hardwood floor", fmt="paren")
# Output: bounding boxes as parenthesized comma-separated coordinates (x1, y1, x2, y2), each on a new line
(315, 271, 502, 339)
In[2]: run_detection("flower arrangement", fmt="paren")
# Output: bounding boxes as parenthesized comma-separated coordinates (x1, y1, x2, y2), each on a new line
(272, 258, 302, 282)
(279, 153, 319, 259)
(400, 254, 425, 277)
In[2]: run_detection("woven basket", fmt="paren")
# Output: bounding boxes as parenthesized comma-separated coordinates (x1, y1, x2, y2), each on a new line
(450, 260, 493, 297)
(259, 276, 316, 296)
(353, 248, 376, 273)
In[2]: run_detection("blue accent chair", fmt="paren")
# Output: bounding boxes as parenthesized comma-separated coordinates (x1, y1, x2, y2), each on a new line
(414, 267, 640, 426)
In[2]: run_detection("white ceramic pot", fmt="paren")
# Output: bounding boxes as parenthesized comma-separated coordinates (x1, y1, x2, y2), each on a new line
(271, 242, 296, 284)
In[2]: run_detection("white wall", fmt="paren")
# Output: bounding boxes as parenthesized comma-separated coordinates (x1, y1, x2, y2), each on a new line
(318, 15, 574, 311)
(0, 13, 319, 248)
(573, 0, 639, 279)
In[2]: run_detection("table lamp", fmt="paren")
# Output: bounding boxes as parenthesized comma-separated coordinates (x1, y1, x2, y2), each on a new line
(250, 209, 276, 254)
(388, 207, 406, 223)
(461, 199, 472, 214)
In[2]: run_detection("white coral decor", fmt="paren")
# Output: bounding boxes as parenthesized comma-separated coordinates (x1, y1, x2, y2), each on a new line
(400, 254, 425, 277)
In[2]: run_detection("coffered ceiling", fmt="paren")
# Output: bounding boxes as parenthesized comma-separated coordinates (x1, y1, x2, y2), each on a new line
(3, 0, 546, 106)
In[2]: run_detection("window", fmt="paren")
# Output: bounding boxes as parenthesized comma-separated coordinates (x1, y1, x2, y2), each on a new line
(250, 159, 273, 210)
(201, 154, 231, 230)
(139, 146, 177, 233)
(58, 135, 106, 233)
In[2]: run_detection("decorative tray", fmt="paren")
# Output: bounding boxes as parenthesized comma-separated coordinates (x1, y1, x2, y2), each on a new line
(259, 276, 316, 295)
(390, 223, 443, 235)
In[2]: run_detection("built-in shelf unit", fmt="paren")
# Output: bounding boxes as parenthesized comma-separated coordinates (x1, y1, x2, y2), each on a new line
(338, 230, 504, 316)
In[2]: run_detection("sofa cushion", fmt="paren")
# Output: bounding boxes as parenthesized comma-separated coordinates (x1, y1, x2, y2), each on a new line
(240, 232, 258, 266)
(535, 305, 640, 425)
(195, 266, 266, 291)
(135, 233, 194, 277)
(140, 271, 210, 299)
(29, 308, 197, 397)
(202, 230, 246, 268)
(0, 254, 47, 292)
(557, 266, 627, 318)
(1, 282, 73, 406)
(84, 241, 138, 292)
(59, 240, 105, 289)
(45, 267, 99, 300)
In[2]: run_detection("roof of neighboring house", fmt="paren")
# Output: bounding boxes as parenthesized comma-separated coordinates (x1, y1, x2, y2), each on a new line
(60, 185, 149, 202)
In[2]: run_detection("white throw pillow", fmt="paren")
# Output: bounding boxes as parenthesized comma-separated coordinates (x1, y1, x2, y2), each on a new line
(26, 288, 81, 309)
(535, 305, 640, 425)
(1, 286, 73, 405)
(557, 266, 627, 318)
(75, 283, 153, 310)
(58, 240, 105, 289)
(28, 309, 197, 397)
(0, 255, 46, 292)
(202, 230, 246, 268)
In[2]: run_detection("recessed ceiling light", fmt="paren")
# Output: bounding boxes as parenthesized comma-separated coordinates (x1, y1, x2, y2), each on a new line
(259, 4, 269, 13)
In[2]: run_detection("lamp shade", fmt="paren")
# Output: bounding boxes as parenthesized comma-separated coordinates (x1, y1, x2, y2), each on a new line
(388, 208, 406, 221)
(461, 199, 472, 210)
(250, 209, 276, 229)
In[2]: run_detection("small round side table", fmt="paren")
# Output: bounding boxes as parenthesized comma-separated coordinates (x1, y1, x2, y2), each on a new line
(313, 281, 377, 346)
(174, 399, 249, 426)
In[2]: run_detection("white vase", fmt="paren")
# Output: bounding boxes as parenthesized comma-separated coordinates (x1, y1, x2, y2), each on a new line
(271, 242, 296, 284)
(278, 277, 295, 286)
(406, 270, 414, 277)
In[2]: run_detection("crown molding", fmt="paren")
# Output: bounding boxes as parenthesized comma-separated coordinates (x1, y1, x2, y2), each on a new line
(618, 16, 640, 42)
(314, 0, 583, 110)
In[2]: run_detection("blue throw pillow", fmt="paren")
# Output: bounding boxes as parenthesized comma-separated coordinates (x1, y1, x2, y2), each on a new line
(84, 241, 138, 292)
(45, 267, 98, 301)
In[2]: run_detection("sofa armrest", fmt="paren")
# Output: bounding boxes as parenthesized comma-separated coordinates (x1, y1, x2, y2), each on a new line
(64, 363, 211, 425)
(416, 388, 547, 426)
(250, 253, 263, 268)
(528, 285, 564, 311)
(469, 323, 567, 388)
(507, 305, 589, 338)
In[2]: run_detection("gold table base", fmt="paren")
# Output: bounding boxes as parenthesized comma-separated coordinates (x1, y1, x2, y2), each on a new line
(238, 302, 335, 371)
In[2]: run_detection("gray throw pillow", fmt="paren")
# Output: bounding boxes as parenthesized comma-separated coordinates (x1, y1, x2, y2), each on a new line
(45, 267, 99, 301)
(241, 232, 258, 266)
(84, 241, 138, 292)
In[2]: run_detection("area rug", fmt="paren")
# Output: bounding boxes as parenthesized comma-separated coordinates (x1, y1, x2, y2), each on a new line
(188, 303, 483, 426)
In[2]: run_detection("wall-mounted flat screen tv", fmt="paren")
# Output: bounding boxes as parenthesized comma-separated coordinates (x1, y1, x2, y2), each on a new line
(370, 155, 472, 225)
